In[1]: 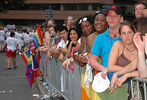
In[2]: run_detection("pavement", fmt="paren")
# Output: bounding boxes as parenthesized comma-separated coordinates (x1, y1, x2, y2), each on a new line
(0, 51, 64, 100)
(0, 52, 51, 100)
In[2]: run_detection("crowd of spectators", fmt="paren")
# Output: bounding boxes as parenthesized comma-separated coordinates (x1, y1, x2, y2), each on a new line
(0, 1, 147, 100)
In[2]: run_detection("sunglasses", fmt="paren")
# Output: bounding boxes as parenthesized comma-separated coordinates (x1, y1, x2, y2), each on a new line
(96, 10, 106, 15)
(79, 17, 88, 24)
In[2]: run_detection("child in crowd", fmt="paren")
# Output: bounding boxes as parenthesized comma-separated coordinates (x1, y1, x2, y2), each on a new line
(6, 32, 18, 69)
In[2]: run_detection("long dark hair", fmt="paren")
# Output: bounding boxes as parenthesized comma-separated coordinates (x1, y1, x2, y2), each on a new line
(66, 27, 81, 48)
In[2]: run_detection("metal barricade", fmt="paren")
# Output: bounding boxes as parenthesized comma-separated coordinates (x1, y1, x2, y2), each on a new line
(40, 54, 147, 100)
(42, 55, 81, 100)
(130, 77, 147, 100)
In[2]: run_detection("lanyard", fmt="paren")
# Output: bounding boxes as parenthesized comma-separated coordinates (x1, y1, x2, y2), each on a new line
(70, 48, 78, 71)
(109, 36, 113, 47)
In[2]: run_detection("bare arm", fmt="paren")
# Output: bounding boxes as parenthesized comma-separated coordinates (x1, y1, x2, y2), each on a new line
(108, 41, 123, 72)
(138, 51, 147, 78)
(66, 45, 72, 58)
(66, 41, 80, 58)
(89, 54, 108, 79)
(89, 55, 105, 71)
(116, 57, 137, 76)
(133, 32, 147, 78)
(114, 71, 139, 88)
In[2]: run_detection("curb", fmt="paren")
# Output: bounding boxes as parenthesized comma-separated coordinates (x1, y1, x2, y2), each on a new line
(36, 78, 50, 100)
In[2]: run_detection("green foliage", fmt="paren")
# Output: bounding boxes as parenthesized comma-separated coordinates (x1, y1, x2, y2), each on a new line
(0, 0, 25, 12)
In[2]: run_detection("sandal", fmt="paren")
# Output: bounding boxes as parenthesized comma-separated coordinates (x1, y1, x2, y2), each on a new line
(7, 68, 11, 70)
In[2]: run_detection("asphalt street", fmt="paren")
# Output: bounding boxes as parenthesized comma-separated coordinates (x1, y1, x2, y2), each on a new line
(0, 52, 40, 100)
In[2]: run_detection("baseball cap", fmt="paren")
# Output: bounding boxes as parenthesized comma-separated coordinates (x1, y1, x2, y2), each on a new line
(106, 5, 122, 15)
(92, 72, 110, 93)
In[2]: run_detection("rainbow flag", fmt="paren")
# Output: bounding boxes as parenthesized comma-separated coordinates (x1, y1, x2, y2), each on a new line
(25, 56, 33, 87)
(32, 52, 40, 77)
(21, 50, 30, 66)
(25, 52, 41, 87)
(33, 36, 39, 48)
(32, 26, 43, 48)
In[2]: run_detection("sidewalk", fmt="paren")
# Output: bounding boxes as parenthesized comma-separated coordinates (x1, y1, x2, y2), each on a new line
(0, 52, 39, 100)
(36, 77, 64, 100)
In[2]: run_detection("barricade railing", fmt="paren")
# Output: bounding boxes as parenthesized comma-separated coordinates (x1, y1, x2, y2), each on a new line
(40, 54, 147, 100)
(130, 77, 147, 100)
(41, 54, 81, 100)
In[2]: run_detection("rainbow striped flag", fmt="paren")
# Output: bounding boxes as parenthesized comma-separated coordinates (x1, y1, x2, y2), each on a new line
(32, 52, 40, 76)
(25, 56, 33, 87)
(32, 26, 43, 48)
(21, 50, 30, 66)
(25, 52, 41, 87)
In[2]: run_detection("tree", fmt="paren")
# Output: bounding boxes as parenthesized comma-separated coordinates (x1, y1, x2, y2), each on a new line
(0, 0, 25, 12)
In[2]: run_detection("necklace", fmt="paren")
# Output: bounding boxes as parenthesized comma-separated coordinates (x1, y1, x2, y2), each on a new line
(109, 30, 119, 38)
(113, 34, 117, 38)
(125, 47, 136, 52)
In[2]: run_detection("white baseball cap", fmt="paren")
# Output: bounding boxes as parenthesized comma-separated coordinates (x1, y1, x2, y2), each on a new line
(92, 72, 110, 93)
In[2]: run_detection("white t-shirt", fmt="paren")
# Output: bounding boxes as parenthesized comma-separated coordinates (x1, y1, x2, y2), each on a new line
(0, 30, 5, 41)
(6, 31, 10, 39)
(6, 37, 18, 51)
(15, 32, 22, 39)
(15, 32, 24, 47)
(23, 33, 31, 41)
(56, 39, 69, 49)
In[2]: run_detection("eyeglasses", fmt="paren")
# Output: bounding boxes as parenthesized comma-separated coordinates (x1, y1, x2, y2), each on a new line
(79, 17, 88, 24)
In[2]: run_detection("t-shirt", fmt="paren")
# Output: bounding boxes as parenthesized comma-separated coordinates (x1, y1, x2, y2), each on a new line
(6, 37, 18, 51)
(6, 32, 10, 39)
(15, 32, 24, 46)
(23, 33, 31, 41)
(91, 29, 121, 67)
(91, 29, 122, 81)
(15, 32, 22, 40)
(0, 30, 5, 41)
(56, 39, 69, 49)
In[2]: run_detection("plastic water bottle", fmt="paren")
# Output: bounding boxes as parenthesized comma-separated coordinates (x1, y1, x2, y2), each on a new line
(43, 82, 50, 90)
